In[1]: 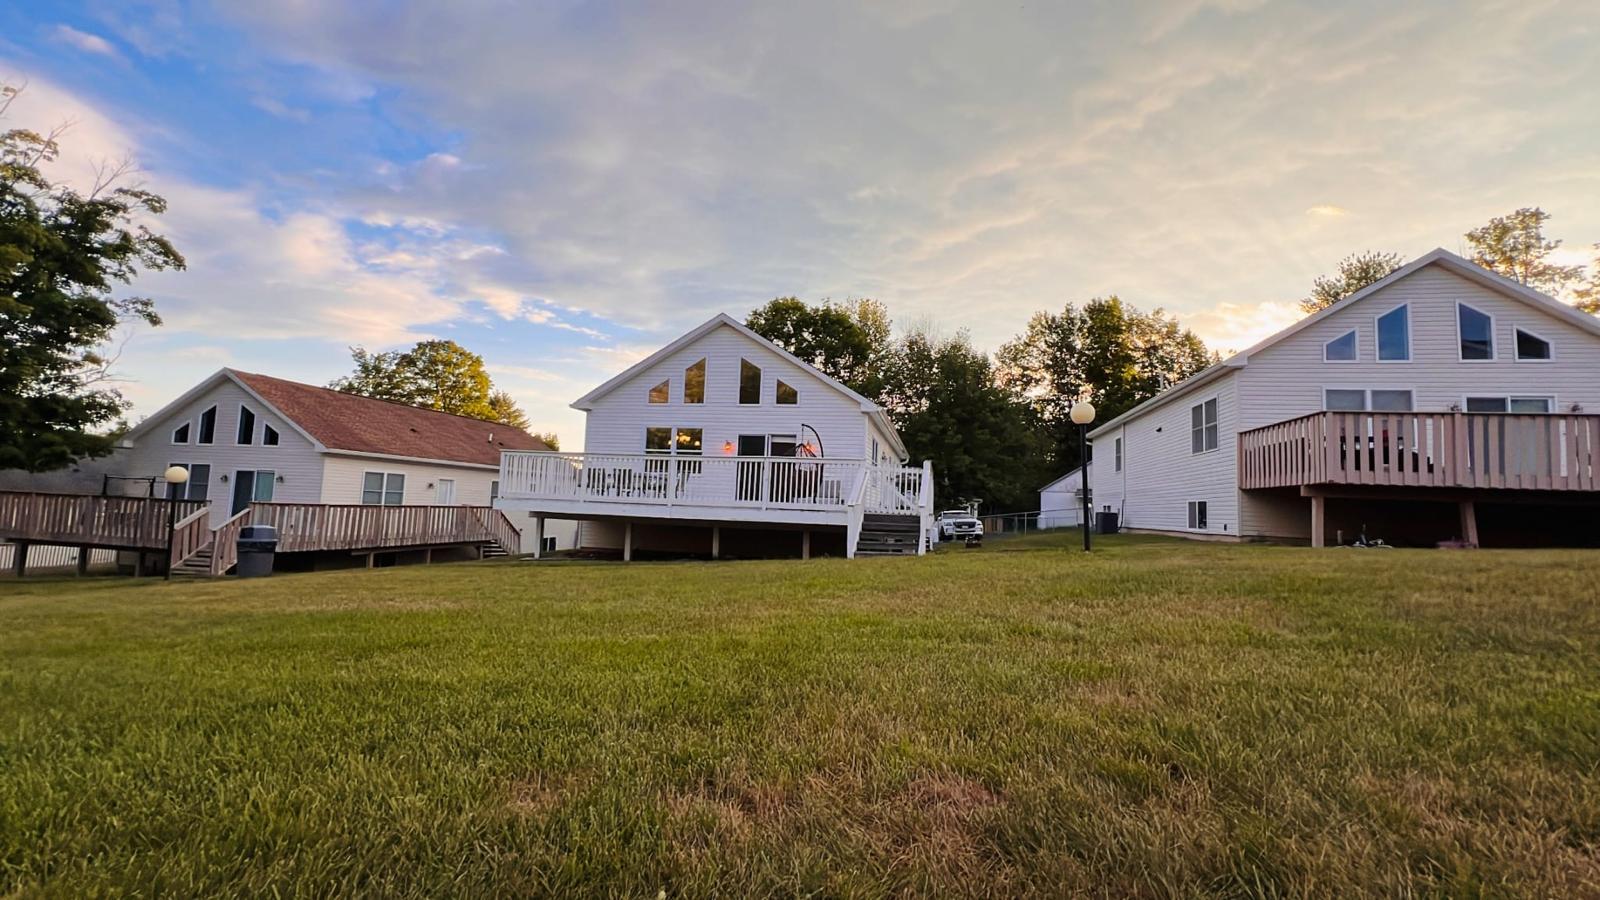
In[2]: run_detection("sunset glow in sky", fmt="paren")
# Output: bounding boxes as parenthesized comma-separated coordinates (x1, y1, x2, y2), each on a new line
(5, 1, 1599, 444)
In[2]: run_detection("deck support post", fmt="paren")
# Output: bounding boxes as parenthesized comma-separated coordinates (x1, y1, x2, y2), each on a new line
(425, 547, 433, 565)
(710, 526, 720, 560)
(76, 546, 89, 577)
(623, 521, 633, 562)
(532, 516, 545, 560)
(1459, 500, 1480, 547)
(12, 542, 27, 578)
(366, 552, 375, 569)
(1310, 494, 1327, 548)
(133, 551, 144, 578)
(801, 529, 811, 560)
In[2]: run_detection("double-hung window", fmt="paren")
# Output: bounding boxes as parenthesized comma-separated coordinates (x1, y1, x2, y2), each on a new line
(362, 472, 406, 506)
(165, 463, 211, 501)
(1190, 399, 1218, 454)
(1114, 437, 1123, 472)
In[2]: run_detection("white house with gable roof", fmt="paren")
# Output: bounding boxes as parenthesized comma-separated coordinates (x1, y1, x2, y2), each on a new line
(495, 313, 933, 559)
(1089, 249, 1600, 548)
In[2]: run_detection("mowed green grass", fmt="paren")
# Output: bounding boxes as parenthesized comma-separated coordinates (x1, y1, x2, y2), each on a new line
(2, 533, 1598, 898)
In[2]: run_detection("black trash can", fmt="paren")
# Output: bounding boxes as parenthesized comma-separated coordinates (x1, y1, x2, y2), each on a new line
(236, 524, 278, 578)
(1095, 511, 1120, 535)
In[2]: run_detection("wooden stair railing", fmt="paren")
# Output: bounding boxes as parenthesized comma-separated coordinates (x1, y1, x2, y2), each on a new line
(167, 507, 213, 570)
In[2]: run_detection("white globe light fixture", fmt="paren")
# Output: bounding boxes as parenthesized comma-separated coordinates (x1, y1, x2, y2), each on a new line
(162, 465, 190, 581)
(1068, 401, 1096, 551)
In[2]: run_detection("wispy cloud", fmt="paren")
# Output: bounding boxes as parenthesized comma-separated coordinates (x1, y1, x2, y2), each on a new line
(50, 24, 121, 60)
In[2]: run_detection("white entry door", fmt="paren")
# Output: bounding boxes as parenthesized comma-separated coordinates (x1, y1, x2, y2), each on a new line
(435, 478, 456, 505)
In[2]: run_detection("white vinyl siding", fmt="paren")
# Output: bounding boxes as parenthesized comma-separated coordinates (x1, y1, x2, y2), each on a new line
(321, 455, 500, 506)
(117, 380, 322, 526)
(1234, 264, 1600, 538)
(581, 323, 874, 462)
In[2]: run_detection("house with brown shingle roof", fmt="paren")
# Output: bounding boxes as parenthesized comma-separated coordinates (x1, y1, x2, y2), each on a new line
(110, 369, 572, 552)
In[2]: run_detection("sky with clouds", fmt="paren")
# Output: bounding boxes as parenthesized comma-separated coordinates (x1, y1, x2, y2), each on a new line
(5, 0, 1599, 446)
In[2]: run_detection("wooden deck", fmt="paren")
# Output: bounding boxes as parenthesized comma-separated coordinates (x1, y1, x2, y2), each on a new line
(0, 491, 522, 576)
(1239, 412, 1600, 492)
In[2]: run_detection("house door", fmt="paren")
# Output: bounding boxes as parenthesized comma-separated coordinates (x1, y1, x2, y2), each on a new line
(436, 478, 456, 505)
(231, 470, 276, 515)
(231, 470, 255, 515)
(736, 435, 767, 502)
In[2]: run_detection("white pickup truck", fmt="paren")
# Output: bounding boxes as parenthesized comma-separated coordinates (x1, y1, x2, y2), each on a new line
(937, 509, 984, 544)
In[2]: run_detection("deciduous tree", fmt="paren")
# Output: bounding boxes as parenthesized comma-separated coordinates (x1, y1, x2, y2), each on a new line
(331, 339, 530, 426)
(996, 297, 1211, 473)
(1301, 251, 1402, 314)
(0, 84, 184, 471)
(746, 297, 890, 398)
(1464, 207, 1585, 296)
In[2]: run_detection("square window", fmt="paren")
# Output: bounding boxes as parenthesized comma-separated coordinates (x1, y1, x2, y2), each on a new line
(645, 427, 673, 452)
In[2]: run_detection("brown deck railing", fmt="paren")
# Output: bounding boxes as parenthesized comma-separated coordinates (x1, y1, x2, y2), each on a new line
(0, 491, 204, 551)
(248, 502, 515, 553)
(1239, 412, 1600, 491)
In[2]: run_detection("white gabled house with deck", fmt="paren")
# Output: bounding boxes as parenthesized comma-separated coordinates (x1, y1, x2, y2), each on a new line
(1089, 249, 1600, 548)
(496, 313, 933, 559)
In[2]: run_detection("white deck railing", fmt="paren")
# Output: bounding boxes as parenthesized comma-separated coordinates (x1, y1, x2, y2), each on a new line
(500, 451, 928, 515)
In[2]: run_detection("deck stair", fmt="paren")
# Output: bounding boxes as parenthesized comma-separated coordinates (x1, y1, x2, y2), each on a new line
(855, 513, 922, 556)
(480, 540, 511, 559)
(171, 543, 219, 578)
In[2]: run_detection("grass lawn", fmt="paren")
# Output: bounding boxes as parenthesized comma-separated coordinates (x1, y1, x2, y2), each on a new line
(2, 532, 1598, 897)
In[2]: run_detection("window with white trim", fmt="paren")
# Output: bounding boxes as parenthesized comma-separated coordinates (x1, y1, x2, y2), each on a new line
(165, 462, 210, 501)
(236, 405, 256, 444)
(1323, 389, 1414, 412)
(362, 472, 406, 506)
(263, 424, 280, 446)
(1190, 398, 1218, 454)
(1114, 437, 1123, 472)
(684, 358, 706, 403)
(776, 379, 798, 405)
(1465, 396, 1553, 414)
(1514, 328, 1551, 361)
(197, 406, 217, 444)
(1376, 305, 1410, 361)
(1187, 500, 1208, 530)
(1457, 303, 1494, 360)
(172, 422, 191, 444)
(648, 380, 669, 404)
(739, 359, 761, 404)
(1323, 329, 1357, 362)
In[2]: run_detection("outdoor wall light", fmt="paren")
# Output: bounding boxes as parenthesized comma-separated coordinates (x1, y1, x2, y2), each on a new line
(275, 475, 285, 483)
(219, 473, 229, 483)
(722, 440, 735, 455)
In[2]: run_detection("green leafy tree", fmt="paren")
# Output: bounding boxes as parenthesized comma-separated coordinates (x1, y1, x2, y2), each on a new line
(1301, 251, 1402, 314)
(996, 297, 1211, 473)
(0, 84, 184, 471)
(487, 390, 529, 429)
(1570, 243, 1600, 315)
(877, 326, 1050, 511)
(534, 431, 560, 451)
(746, 297, 890, 398)
(332, 339, 529, 426)
(1465, 207, 1585, 296)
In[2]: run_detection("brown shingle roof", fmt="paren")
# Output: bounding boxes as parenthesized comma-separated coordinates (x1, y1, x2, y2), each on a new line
(231, 370, 548, 466)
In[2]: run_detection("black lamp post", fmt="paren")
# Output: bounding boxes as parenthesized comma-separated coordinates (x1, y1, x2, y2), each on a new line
(163, 465, 190, 580)
(1069, 400, 1096, 551)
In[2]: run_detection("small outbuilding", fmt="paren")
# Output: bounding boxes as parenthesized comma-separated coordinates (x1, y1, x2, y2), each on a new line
(1038, 465, 1089, 528)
